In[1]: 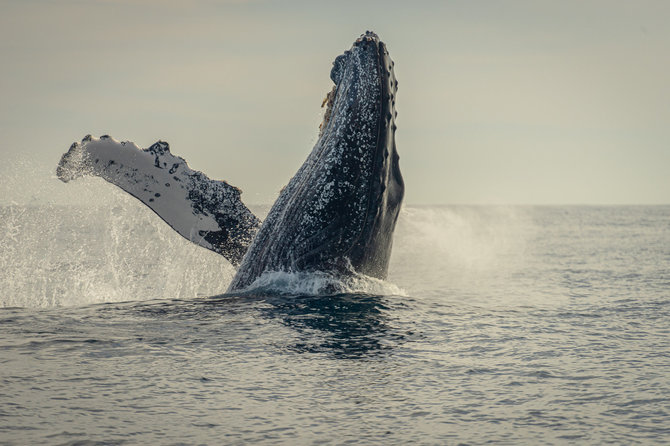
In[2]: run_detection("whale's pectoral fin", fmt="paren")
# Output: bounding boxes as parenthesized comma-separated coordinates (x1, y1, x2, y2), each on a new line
(57, 134, 261, 266)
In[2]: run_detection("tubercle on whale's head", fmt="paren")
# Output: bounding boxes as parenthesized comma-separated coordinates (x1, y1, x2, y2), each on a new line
(320, 31, 396, 133)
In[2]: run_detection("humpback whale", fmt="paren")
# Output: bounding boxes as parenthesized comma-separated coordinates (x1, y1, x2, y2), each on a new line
(57, 31, 403, 292)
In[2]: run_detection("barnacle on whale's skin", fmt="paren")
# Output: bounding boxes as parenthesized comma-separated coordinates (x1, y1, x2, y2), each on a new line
(319, 86, 337, 136)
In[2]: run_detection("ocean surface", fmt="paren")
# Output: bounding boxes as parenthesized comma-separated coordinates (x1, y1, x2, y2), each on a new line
(1, 201, 669, 445)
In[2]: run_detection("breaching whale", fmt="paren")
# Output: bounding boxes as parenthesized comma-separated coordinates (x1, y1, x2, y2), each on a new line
(57, 31, 403, 292)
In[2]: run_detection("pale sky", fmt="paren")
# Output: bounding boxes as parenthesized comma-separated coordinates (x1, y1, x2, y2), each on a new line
(1, 0, 669, 205)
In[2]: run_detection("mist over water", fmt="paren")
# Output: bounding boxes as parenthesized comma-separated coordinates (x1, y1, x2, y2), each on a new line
(1, 158, 669, 444)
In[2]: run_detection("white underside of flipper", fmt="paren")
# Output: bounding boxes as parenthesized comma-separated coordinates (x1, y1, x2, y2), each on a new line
(57, 135, 260, 265)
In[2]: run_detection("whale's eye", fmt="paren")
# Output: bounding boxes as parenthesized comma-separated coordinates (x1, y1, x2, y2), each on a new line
(330, 52, 348, 84)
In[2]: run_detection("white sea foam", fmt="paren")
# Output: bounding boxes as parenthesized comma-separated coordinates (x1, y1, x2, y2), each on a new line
(239, 269, 407, 297)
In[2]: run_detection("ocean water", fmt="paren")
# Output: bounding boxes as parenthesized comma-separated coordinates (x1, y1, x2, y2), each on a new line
(1, 199, 669, 445)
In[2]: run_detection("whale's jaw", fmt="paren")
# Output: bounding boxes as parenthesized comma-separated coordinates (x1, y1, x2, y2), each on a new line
(229, 31, 403, 291)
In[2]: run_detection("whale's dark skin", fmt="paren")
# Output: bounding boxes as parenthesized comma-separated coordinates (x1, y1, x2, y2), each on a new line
(56, 31, 403, 292)
(229, 32, 403, 290)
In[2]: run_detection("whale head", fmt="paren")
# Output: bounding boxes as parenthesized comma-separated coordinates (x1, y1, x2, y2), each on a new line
(229, 31, 404, 290)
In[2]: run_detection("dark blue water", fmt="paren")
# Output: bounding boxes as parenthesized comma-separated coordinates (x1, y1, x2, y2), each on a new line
(1, 204, 669, 444)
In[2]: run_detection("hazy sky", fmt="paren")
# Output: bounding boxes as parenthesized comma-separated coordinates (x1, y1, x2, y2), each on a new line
(1, 0, 669, 204)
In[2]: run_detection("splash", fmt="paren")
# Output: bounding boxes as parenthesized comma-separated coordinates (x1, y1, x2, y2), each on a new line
(0, 154, 537, 308)
(0, 155, 235, 308)
(0, 201, 235, 308)
(239, 269, 407, 297)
